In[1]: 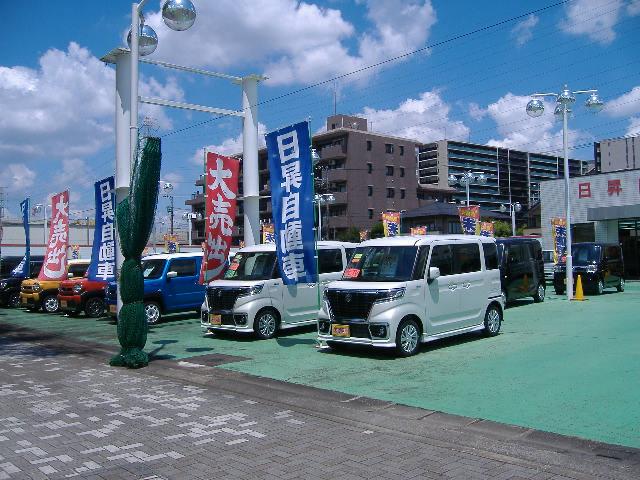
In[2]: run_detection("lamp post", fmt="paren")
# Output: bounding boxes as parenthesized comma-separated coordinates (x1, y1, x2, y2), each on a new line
(500, 202, 521, 236)
(314, 193, 336, 241)
(526, 85, 603, 301)
(448, 171, 488, 206)
(160, 181, 174, 235)
(31, 203, 50, 247)
(182, 211, 202, 246)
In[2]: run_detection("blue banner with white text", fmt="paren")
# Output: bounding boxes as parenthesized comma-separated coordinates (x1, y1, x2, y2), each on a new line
(87, 176, 116, 282)
(265, 121, 317, 285)
(11, 198, 31, 278)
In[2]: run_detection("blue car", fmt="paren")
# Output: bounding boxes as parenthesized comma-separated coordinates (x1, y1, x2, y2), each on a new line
(106, 252, 205, 324)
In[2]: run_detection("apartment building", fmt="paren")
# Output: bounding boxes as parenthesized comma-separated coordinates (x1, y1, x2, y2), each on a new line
(594, 134, 639, 173)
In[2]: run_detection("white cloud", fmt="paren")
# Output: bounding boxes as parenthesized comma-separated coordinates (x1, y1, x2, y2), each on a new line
(511, 14, 538, 46)
(191, 123, 268, 164)
(162, 172, 184, 185)
(0, 163, 36, 193)
(468, 102, 487, 121)
(0, 42, 184, 164)
(146, 0, 436, 86)
(626, 117, 640, 136)
(358, 90, 469, 142)
(559, 0, 639, 45)
(604, 85, 640, 117)
(54, 159, 93, 190)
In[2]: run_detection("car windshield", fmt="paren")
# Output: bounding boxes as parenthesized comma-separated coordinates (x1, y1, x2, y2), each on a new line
(224, 251, 276, 281)
(572, 245, 601, 265)
(342, 246, 418, 282)
(141, 259, 166, 279)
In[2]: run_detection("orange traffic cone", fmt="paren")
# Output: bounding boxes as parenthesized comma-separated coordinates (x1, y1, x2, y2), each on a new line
(572, 274, 587, 301)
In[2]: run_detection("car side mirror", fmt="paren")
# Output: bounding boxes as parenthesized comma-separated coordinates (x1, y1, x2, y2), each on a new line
(67, 272, 74, 278)
(427, 267, 440, 283)
(166, 271, 178, 279)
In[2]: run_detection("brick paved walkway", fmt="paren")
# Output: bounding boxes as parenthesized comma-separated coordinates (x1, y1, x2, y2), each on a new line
(1, 334, 638, 479)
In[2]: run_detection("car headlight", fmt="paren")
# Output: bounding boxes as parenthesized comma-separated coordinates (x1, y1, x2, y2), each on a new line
(32, 283, 41, 292)
(375, 287, 406, 303)
(73, 284, 83, 294)
(585, 265, 597, 273)
(248, 283, 264, 295)
(0, 281, 6, 290)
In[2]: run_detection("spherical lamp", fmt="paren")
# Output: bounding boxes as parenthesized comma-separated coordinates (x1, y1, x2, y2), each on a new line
(162, 0, 197, 31)
(127, 24, 158, 56)
(526, 99, 544, 118)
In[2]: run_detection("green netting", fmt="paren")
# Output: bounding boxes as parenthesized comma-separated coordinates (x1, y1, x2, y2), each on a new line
(110, 136, 161, 369)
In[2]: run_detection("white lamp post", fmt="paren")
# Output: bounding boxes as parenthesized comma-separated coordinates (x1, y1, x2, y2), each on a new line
(314, 193, 336, 241)
(448, 171, 488, 206)
(526, 84, 604, 301)
(182, 211, 202, 246)
(160, 181, 174, 235)
(31, 203, 50, 247)
(500, 202, 521, 237)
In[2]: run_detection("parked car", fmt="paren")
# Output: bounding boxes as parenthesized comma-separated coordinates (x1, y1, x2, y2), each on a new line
(202, 242, 357, 339)
(317, 235, 504, 357)
(19, 260, 91, 313)
(58, 276, 108, 318)
(542, 249, 555, 281)
(0, 257, 44, 308)
(106, 252, 205, 324)
(553, 242, 624, 295)
(496, 238, 545, 304)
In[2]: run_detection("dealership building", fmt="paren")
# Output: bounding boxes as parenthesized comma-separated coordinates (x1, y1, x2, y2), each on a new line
(540, 167, 640, 279)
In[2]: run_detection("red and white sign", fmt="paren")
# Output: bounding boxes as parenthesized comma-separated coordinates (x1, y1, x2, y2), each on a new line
(203, 152, 240, 282)
(38, 190, 69, 280)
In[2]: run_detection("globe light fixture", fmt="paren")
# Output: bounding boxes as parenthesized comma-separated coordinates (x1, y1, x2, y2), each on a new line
(557, 85, 576, 105)
(162, 0, 197, 31)
(127, 23, 158, 56)
(500, 202, 521, 237)
(448, 171, 487, 206)
(526, 98, 545, 118)
(585, 92, 604, 113)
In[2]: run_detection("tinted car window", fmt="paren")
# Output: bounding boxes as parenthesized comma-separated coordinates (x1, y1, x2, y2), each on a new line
(224, 252, 276, 280)
(572, 245, 600, 265)
(412, 246, 430, 280)
(482, 243, 498, 270)
(318, 249, 343, 274)
(142, 259, 166, 279)
(169, 259, 197, 277)
(605, 245, 620, 261)
(430, 245, 453, 276)
(507, 244, 528, 263)
(344, 248, 355, 262)
(452, 243, 481, 274)
(343, 246, 417, 282)
(68, 263, 89, 278)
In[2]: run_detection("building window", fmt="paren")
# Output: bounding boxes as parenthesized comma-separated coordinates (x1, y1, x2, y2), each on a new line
(367, 185, 373, 197)
(331, 123, 336, 130)
(400, 167, 405, 177)
(385, 143, 394, 154)
(366, 140, 372, 151)
(386, 166, 394, 176)
(387, 188, 395, 198)
(368, 208, 374, 219)
(367, 163, 372, 174)
(399, 146, 404, 156)
(448, 221, 462, 234)
(400, 189, 406, 199)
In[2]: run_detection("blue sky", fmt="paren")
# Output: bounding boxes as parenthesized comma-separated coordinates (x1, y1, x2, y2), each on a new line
(1, 0, 639, 229)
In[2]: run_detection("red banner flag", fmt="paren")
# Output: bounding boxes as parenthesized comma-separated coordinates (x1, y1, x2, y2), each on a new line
(39, 190, 69, 280)
(203, 151, 240, 282)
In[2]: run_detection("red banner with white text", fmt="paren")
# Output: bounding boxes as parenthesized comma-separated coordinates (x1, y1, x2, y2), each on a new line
(38, 190, 70, 280)
(203, 152, 240, 283)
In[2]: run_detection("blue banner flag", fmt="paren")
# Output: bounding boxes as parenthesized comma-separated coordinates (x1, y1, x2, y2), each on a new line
(87, 176, 116, 282)
(265, 121, 317, 285)
(11, 198, 31, 278)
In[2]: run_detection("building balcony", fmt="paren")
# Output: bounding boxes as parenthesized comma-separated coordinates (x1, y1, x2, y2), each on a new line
(320, 144, 346, 159)
(325, 168, 348, 183)
(195, 174, 205, 187)
(324, 216, 350, 229)
(327, 191, 348, 205)
(185, 193, 204, 206)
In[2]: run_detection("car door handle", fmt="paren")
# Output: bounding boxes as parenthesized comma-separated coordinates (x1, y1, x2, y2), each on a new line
(462, 282, 471, 289)
(307, 283, 316, 288)
(448, 284, 457, 291)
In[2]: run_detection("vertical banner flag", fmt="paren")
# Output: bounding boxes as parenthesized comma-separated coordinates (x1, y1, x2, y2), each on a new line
(359, 229, 370, 242)
(71, 245, 80, 259)
(551, 217, 567, 263)
(163, 234, 179, 253)
(382, 212, 400, 237)
(265, 121, 317, 285)
(479, 221, 495, 237)
(410, 226, 427, 236)
(87, 177, 115, 282)
(458, 206, 480, 234)
(262, 223, 275, 244)
(11, 198, 31, 277)
(38, 190, 69, 280)
(204, 151, 240, 282)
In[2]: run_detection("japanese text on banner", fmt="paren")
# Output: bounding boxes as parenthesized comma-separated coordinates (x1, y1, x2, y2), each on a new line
(382, 212, 400, 237)
(38, 191, 69, 280)
(87, 177, 116, 282)
(551, 217, 567, 263)
(265, 121, 317, 285)
(458, 206, 480, 235)
(12, 198, 31, 278)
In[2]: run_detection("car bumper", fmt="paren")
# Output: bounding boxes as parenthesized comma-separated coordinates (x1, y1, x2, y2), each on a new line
(58, 295, 83, 313)
(201, 310, 254, 333)
(553, 272, 599, 290)
(20, 293, 41, 307)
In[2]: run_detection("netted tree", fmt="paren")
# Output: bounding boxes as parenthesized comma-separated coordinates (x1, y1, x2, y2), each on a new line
(110, 137, 161, 369)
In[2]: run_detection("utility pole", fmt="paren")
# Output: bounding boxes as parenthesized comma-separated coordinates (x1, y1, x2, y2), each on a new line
(0, 187, 5, 272)
(170, 195, 174, 235)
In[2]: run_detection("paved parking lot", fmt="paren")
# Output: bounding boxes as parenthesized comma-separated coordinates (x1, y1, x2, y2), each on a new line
(0, 283, 638, 449)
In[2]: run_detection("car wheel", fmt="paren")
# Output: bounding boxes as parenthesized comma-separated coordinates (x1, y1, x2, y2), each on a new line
(42, 295, 60, 313)
(533, 283, 545, 303)
(144, 301, 161, 325)
(617, 278, 625, 292)
(596, 279, 604, 295)
(395, 318, 420, 357)
(8, 293, 20, 308)
(254, 309, 278, 339)
(483, 304, 502, 337)
(85, 298, 105, 318)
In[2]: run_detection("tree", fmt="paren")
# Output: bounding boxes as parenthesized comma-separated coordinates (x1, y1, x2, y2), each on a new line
(370, 222, 385, 239)
(493, 220, 512, 237)
(337, 227, 361, 243)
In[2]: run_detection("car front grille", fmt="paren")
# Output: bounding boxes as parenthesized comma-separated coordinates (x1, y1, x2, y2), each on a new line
(207, 287, 249, 311)
(21, 285, 33, 293)
(325, 289, 388, 322)
(59, 286, 75, 295)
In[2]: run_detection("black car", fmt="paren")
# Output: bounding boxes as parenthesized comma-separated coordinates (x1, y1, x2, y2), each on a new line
(496, 238, 545, 304)
(553, 242, 624, 295)
(0, 257, 44, 308)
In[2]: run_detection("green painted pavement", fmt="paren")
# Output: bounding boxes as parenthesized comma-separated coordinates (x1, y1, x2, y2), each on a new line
(1, 284, 639, 448)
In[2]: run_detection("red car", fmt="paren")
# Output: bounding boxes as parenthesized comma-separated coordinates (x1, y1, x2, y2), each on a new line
(58, 277, 107, 318)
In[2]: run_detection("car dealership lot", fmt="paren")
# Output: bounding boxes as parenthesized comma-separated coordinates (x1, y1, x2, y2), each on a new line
(1, 283, 638, 449)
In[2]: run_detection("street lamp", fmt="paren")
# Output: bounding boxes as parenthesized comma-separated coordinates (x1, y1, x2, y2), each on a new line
(448, 171, 487, 206)
(31, 203, 50, 246)
(160, 181, 174, 235)
(182, 211, 202, 246)
(526, 84, 604, 301)
(314, 193, 335, 241)
(500, 202, 521, 237)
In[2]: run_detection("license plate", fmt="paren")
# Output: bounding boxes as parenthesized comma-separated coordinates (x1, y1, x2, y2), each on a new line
(61, 300, 67, 308)
(209, 314, 222, 325)
(109, 304, 116, 313)
(331, 324, 350, 337)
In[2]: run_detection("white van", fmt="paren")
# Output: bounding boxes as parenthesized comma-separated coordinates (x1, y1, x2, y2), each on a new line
(317, 235, 504, 356)
(202, 241, 357, 339)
